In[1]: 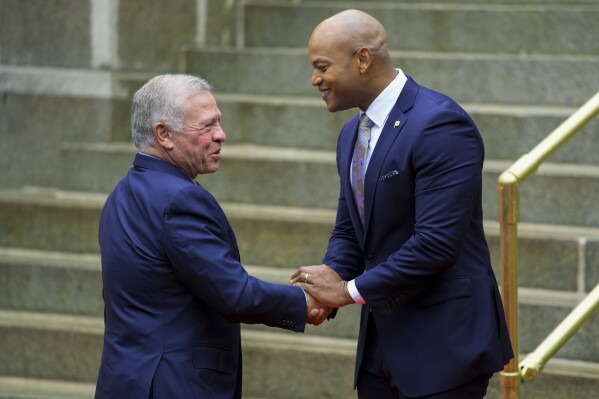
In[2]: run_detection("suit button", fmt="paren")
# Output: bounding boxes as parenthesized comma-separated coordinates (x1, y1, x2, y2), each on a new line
(366, 254, 374, 263)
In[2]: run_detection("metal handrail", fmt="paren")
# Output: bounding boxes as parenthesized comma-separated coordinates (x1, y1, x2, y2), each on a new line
(520, 282, 599, 383)
(498, 91, 599, 399)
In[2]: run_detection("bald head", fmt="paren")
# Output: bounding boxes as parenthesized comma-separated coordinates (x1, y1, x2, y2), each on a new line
(310, 9, 390, 65)
(308, 9, 397, 112)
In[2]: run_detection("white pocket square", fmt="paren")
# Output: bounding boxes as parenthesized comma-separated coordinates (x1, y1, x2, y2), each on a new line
(379, 170, 399, 181)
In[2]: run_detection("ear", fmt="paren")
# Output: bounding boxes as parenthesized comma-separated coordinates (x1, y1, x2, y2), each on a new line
(153, 122, 174, 150)
(355, 47, 372, 74)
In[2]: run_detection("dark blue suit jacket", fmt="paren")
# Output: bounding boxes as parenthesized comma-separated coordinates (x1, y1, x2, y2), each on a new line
(323, 76, 513, 397)
(95, 154, 306, 399)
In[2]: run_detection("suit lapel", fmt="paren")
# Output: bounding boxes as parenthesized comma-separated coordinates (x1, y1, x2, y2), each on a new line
(363, 77, 419, 236)
(339, 116, 366, 241)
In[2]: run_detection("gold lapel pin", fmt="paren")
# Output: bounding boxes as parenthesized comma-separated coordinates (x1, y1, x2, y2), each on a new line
(394, 121, 400, 127)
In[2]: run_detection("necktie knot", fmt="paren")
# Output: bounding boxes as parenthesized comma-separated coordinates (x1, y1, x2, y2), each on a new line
(360, 113, 374, 129)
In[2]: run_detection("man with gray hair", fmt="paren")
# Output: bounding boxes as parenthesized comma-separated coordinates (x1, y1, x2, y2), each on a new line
(95, 74, 329, 399)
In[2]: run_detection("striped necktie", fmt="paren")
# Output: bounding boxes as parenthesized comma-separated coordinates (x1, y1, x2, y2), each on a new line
(351, 113, 373, 224)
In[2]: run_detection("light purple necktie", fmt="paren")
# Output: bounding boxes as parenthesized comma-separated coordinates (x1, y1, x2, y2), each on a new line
(351, 113, 373, 224)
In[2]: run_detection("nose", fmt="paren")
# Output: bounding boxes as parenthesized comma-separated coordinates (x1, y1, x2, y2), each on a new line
(213, 126, 226, 142)
(311, 71, 322, 87)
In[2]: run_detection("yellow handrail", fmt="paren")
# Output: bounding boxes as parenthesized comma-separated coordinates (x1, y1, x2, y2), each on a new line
(520, 282, 599, 383)
(498, 90, 599, 399)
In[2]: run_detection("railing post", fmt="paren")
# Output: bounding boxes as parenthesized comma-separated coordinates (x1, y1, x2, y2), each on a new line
(498, 171, 520, 399)
(495, 90, 599, 397)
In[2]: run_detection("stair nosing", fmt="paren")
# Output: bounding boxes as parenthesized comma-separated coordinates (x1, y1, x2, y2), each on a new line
(0, 248, 595, 309)
(0, 376, 95, 399)
(0, 309, 357, 355)
(213, 93, 579, 116)
(247, 1, 599, 13)
(183, 44, 599, 62)
(58, 142, 599, 176)
(2, 187, 599, 237)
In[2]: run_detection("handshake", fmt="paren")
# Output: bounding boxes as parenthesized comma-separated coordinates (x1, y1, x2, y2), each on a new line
(289, 264, 356, 326)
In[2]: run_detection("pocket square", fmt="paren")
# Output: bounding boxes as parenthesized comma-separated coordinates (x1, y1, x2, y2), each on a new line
(379, 170, 399, 181)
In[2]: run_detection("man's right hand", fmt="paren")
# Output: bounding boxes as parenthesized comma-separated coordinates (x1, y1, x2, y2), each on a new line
(305, 291, 331, 326)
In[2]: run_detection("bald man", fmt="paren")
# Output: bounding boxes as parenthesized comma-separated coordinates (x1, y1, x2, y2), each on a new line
(291, 9, 513, 399)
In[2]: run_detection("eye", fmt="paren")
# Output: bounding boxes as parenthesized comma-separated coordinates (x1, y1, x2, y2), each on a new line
(314, 63, 328, 73)
(202, 119, 217, 130)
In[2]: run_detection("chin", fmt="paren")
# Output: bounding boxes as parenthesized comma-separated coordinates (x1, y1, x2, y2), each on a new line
(327, 103, 350, 113)
(325, 97, 352, 113)
(326, 102, 341, 113)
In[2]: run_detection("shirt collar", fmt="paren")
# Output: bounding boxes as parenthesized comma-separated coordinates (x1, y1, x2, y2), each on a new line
(361, 68, 408, 128)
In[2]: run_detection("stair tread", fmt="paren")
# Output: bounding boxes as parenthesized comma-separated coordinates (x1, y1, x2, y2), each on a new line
(2, 187, 599, 238)
(0, 309, 356, 351)
(58, 142, 599, 174)
(184, 44, 599, 60)
(0, 376, 95, 399)
(1, 246, 597, 307)
(212, 92, 580, 116)
(0, 309, 598, 378)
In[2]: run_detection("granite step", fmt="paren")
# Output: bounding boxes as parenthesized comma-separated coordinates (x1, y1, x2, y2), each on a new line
(64, 87, 598, 169)
(242, 3, 599, 55)
(181, 46, 599, 107)
(108, 93, 599, 168)
(0, 376, 95, 399)
(0, 66, 133, 190)
(5, 66, 597, 192)
(2, 188, 599, 272)
(0, 361, 598, 399)
(2, 246, 599, 360)
(1, 306, 599, 398)
(0, 1, 194, 71)
(289, 0, 598, 4)
(0, 247, 360, 342)
(59, 143, 599, 227)
(0, 310, 356, 399)
(7, 67, 596, 167)
(204, 0, 599, 51)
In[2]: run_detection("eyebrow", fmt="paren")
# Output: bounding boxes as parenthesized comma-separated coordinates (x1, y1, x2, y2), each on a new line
(203, 113, 222, 126)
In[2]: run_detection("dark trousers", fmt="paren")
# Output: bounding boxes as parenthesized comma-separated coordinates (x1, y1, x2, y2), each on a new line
(356, 314, 492, 399)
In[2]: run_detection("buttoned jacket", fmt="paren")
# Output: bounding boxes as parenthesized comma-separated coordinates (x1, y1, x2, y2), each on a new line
(323, 76, 513, 397)
(95, 154, 306, 399)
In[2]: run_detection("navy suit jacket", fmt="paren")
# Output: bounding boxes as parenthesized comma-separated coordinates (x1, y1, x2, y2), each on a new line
(323, 76, 513, 397)
(95, 154, 306, 399)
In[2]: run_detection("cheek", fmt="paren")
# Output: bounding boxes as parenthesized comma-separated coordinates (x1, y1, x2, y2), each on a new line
(196, 139, 213, 157)
(188, 136, 206, 150)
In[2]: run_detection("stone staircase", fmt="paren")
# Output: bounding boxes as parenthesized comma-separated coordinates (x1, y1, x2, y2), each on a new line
(1, 0, 599, 398)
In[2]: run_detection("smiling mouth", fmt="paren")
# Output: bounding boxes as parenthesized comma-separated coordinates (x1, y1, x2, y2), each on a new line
(321, 89, 331, 99)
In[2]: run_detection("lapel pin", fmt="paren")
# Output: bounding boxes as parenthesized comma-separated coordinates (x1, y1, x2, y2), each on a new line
(394, 121, 400, 127)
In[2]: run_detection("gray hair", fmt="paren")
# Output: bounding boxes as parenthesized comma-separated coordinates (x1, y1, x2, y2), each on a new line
(131, 74, 213, 149)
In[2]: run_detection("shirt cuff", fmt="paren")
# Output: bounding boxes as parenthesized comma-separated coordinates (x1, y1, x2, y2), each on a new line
(300, 288, 309, 306)
(347, 279, 366, 304)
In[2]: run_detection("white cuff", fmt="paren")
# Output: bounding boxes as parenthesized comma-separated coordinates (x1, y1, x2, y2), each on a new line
(347, 279, 366, 304)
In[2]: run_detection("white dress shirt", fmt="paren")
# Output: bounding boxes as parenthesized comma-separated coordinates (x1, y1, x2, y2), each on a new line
(347, 69, 407, 305)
